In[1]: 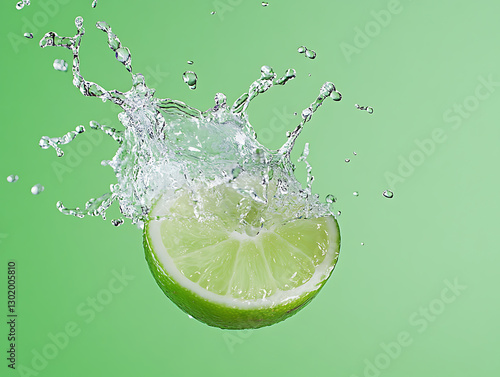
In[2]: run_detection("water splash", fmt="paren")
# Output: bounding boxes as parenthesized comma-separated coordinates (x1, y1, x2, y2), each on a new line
(38, 17, 342, 226)
(24, 33, 33, 39)
(39, 125, 85, 157)
(355, 104, 374, 114)
(297, 143, 314, 198)
(15, 0, 30, 10)
(6, 175, 19, 183)
(95, 21, 132, 72)
(262, 2, 269, 6)
(89, 120, 123, 143)
(277, 81, 340, 159)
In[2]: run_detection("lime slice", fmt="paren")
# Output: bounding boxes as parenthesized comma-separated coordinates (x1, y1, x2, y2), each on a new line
(143, 178, 340, 329)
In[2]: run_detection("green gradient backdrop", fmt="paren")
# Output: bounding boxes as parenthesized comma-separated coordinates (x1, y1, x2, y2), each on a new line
(1, 0, 499, 376)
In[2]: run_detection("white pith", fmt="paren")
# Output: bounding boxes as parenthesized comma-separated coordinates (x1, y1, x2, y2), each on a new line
(147, 196, 340, 309)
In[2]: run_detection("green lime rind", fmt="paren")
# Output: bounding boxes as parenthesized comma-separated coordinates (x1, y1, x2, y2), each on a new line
(143, 217, 340, 330)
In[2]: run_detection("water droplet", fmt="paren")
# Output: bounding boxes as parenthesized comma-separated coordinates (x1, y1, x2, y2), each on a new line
(260, 65, 274, 80)
(330, 90, 342, 101)
(293, 112, 297, 116)
(301, 107, 313, 121)
(31, 184, 44, 195)
(95, 20, 109, 32)
(383, 190, 394, 199)
(111, 219, 124, 226)
(262, 2, 269, 6)
(353, 191, 359, 197)
(91, 0, 97, 8)
(187, 60, 194, 65)
(53, 59, 68, 72)
(285, 68, 296, 79)
(320, 82, 335, 97)
(298, 46, 316, 59)
(336, 211, 341, 217)
(305, 49, 316, 59)
(182, 71, 197, 90)
(15, 0, 30, 10)
(211, 11, 216, 15)
(75, 16, 84, 30)
(345, 158, 350, 163)
(6, 175, 19, 183)
(24, 32, 33, 39)
(39, 138, 50, 149)
(115, 47, 131, 64)
(325, 194, 336, 204)
(353, 151, 357, 156)
(361, 242, 365, 246)
(355, 104, 374, 114)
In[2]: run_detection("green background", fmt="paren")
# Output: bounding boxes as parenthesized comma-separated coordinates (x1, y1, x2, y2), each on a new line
(1, 0, 499, 376)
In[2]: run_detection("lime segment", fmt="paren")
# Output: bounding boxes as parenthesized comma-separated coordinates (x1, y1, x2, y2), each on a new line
(144, 181, 340, 329)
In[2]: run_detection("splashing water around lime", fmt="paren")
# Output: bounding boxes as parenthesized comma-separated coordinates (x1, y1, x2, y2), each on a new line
(39, 17, 341, 329)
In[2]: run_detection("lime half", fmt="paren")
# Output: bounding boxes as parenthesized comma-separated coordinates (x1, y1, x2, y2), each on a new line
(143, 179, 340, 329)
